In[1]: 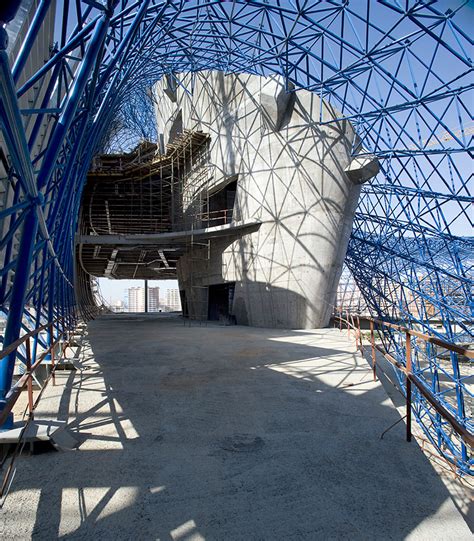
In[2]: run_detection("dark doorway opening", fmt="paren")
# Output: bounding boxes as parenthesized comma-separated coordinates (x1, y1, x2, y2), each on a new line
(180, 290, 189, 318)
(207, 179, 237, 226)
(208, 283, 235, 322)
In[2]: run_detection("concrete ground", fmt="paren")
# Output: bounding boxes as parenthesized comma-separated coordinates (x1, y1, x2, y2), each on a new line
(0, 314, 471, 540)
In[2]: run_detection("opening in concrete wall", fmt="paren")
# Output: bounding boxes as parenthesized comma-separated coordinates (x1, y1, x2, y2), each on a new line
(97, 278, 181, 314)
(208, 283, 236, 323)
(208, 179, 237, 226)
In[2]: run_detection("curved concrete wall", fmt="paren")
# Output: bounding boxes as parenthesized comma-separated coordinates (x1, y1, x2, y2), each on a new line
(154, 71, 377, 328)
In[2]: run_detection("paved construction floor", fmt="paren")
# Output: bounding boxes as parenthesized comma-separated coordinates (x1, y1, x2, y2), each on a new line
(0, 314, 471, 540)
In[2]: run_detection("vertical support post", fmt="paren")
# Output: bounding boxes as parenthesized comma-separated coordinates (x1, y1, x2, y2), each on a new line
(370, 319, 376, 381)
(350, 315, 357, 350)
(171, 157, 175, 227)
(32, 245, 48, 362)
(25, 338, 34, 416)
(144, 279, 148, 313)
(357, 316, 363, 352)
(405, 331, 412, 443)
(45, 264, 56, 369)
(50, 323, 56, 386)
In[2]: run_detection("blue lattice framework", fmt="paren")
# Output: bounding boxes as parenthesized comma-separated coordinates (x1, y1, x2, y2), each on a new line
(0, 1, 472, 471)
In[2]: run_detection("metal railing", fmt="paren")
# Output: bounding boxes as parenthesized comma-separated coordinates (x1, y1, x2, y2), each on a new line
(0, 320, 75, 498)
(198, 208, 233, 228)
(333, 313, 474, 452)
(0, 321, 72, 426)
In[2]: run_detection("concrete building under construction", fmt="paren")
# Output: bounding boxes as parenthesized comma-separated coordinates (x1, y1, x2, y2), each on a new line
(78, 71, 378, 328)
(0, 2, 472, 538)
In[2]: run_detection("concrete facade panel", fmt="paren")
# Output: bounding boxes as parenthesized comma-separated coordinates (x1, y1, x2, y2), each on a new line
(155, 71, 376, 328)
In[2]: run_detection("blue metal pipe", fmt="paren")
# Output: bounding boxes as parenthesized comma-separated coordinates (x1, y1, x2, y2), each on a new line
(36, 11, 114, 191)
(16, 15, 100, 98)
(44, 262, 56, 365)
(0, 51, 37, 197)
(11, 0, 52, 84)
(31, 244, 48, 362)
(0, 207, 39, 404)
(27, 60, 62, 152)
(0, 180, 21, 304)
(0, 199, 30, 220)
(0, 27, 46, 415)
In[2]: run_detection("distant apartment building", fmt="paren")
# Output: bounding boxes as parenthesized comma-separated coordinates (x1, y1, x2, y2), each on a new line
(127, 285, 160, 312)
(128, 287, 145, 312)
(166, 289, 181, 311)
(149, 287, 160, 312)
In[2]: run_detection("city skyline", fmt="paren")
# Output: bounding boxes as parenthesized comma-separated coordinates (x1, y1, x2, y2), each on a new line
(98, 278, 179, 306)
(127, 286, 160, 312)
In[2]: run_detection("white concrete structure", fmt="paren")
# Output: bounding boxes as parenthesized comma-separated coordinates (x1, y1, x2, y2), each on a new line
(128, 287, 145, 313)
(155, 71, 378, 328)
(109, 299, 125, 313)
(165, 288, 181, 312)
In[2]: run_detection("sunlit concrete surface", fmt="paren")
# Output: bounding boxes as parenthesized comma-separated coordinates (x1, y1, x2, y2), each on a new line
(155, 71, 378, 328)
(1, 314, 471, 540)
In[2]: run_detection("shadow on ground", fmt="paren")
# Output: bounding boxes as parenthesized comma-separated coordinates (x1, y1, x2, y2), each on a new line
(2, 314, 470, 540)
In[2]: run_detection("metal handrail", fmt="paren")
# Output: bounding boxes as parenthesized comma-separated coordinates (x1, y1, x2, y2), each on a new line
(0, 321, 70, 426)
(369, 316, 472, 359)
(333, 313, 474, 449)
(0, 321, 51, 361)
(198, 208, 233, 222)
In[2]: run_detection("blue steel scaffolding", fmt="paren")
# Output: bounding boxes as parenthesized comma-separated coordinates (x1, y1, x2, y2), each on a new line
(0, 1, 472, 472)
